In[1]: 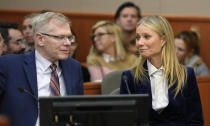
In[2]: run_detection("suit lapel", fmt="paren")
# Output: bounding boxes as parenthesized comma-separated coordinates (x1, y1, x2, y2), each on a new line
(23, 51, 38, 97)
(60, 60, 73, 95)
(142, 71, 153, 109)
(168, 80, 177, 102)
(141, 62, 153, 109)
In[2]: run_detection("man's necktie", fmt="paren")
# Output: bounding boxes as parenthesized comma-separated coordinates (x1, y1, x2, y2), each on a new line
(50, 64, 60, 96)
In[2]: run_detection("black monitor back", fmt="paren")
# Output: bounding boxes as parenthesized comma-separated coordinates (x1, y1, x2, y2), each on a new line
(39, 94, 149, 126)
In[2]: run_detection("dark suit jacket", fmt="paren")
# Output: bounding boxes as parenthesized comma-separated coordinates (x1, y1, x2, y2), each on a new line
(0, 51, 84, 126)
(120, 63, 204, 126)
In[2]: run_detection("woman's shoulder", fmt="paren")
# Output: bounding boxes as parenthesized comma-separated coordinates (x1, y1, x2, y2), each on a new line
(187, 55, 204, 67)
(187, 55, 210, 76)
(86, 53, 103, 65)
(122, 69, 135, 78)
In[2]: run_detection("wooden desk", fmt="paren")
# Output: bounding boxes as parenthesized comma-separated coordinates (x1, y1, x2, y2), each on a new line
(83, 82, 101, 95)
(0, 115, 9, 126)
(82, 76, 210, 126)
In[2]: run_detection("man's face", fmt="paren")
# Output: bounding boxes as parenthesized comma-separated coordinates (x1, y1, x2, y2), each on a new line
(116, 7, 139, 33)
(36, 18, 72, 63)
(8, 29, 26, 54)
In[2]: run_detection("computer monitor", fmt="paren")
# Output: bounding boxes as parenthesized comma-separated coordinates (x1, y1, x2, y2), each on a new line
(39, 94, 149, 126)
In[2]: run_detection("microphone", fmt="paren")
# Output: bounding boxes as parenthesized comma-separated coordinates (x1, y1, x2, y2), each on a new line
(18, 87, 38, 101)
(123, 75, 131, 94)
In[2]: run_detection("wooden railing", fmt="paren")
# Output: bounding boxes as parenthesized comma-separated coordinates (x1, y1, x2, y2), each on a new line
(83, 82, 101, 95)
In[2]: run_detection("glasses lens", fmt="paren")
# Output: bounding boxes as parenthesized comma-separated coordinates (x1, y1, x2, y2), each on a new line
(69, 35, 75, 43)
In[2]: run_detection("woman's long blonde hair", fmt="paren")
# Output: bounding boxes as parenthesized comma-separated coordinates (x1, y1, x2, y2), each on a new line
(134, 16, 187, 97)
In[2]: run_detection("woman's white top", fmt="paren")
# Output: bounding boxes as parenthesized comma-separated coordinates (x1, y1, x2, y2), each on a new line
(147, 60, 169, 111)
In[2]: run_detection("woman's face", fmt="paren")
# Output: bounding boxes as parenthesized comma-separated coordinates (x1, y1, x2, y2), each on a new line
(92, 27, 114, 53)
(136, 24, 165, 60)
(175, 38, 186, 64)
(22, 18, 34, 44)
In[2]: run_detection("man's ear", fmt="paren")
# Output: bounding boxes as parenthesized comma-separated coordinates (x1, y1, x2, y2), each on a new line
(36, 33, 45, 46)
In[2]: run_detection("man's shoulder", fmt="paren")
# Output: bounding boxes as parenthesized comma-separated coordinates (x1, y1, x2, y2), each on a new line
(0, 54, 25, 63)
(61, 57, 81, 67)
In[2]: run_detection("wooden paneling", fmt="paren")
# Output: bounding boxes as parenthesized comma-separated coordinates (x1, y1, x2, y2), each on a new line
(197, 76, 210, 126)
(1, 9, 210, 69)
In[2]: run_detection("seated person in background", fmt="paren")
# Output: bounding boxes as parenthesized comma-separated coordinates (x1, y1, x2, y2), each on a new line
(0, 22, 26, 54)
(0, 29, 8, 55)
(87, 21, 137, 82)
(0, 22, 24, 54)
(7, 28, 26, 54)
(0, 33, 6, 56)
(120, 15, 204, 126)
(22, 13, 38, 53)
(115, 2, 141, 55)
(69, 29, 90, 82)
(175, 29, 209, 76)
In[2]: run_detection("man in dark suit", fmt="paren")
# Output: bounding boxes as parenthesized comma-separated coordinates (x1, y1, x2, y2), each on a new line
(0, 12, 83, 126)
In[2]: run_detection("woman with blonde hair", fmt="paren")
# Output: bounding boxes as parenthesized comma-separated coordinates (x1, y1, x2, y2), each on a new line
(87, 21, 136, 82)
(120, 16, 203, 125)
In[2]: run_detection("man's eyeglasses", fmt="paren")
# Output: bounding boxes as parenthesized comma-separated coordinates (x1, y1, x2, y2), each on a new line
(41, 33, 75, 43)
(91, 33, 111, 41)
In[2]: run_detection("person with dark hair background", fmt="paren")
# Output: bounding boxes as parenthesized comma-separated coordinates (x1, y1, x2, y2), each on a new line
(0, 28, 9, 55)
(115, 2, 141, 55)
(0, 22, 26, 54)
(7, 28, 26, 54)
(175, 28, 209, 76)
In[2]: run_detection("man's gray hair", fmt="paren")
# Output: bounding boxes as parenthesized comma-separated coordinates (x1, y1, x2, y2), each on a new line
(32, 12, 71, 34)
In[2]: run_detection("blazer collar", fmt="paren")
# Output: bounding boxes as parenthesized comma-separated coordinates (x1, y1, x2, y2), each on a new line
(143, 60, 177, 107)
(23, 51, 38, 98)
(59, 60, 73, 95)
(142, 61, 175, 108)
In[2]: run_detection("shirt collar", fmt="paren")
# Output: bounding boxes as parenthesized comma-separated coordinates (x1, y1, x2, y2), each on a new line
(102, 53, 115, 63)
(147, 60, 164, 76)
(35, 50, 59, 71)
